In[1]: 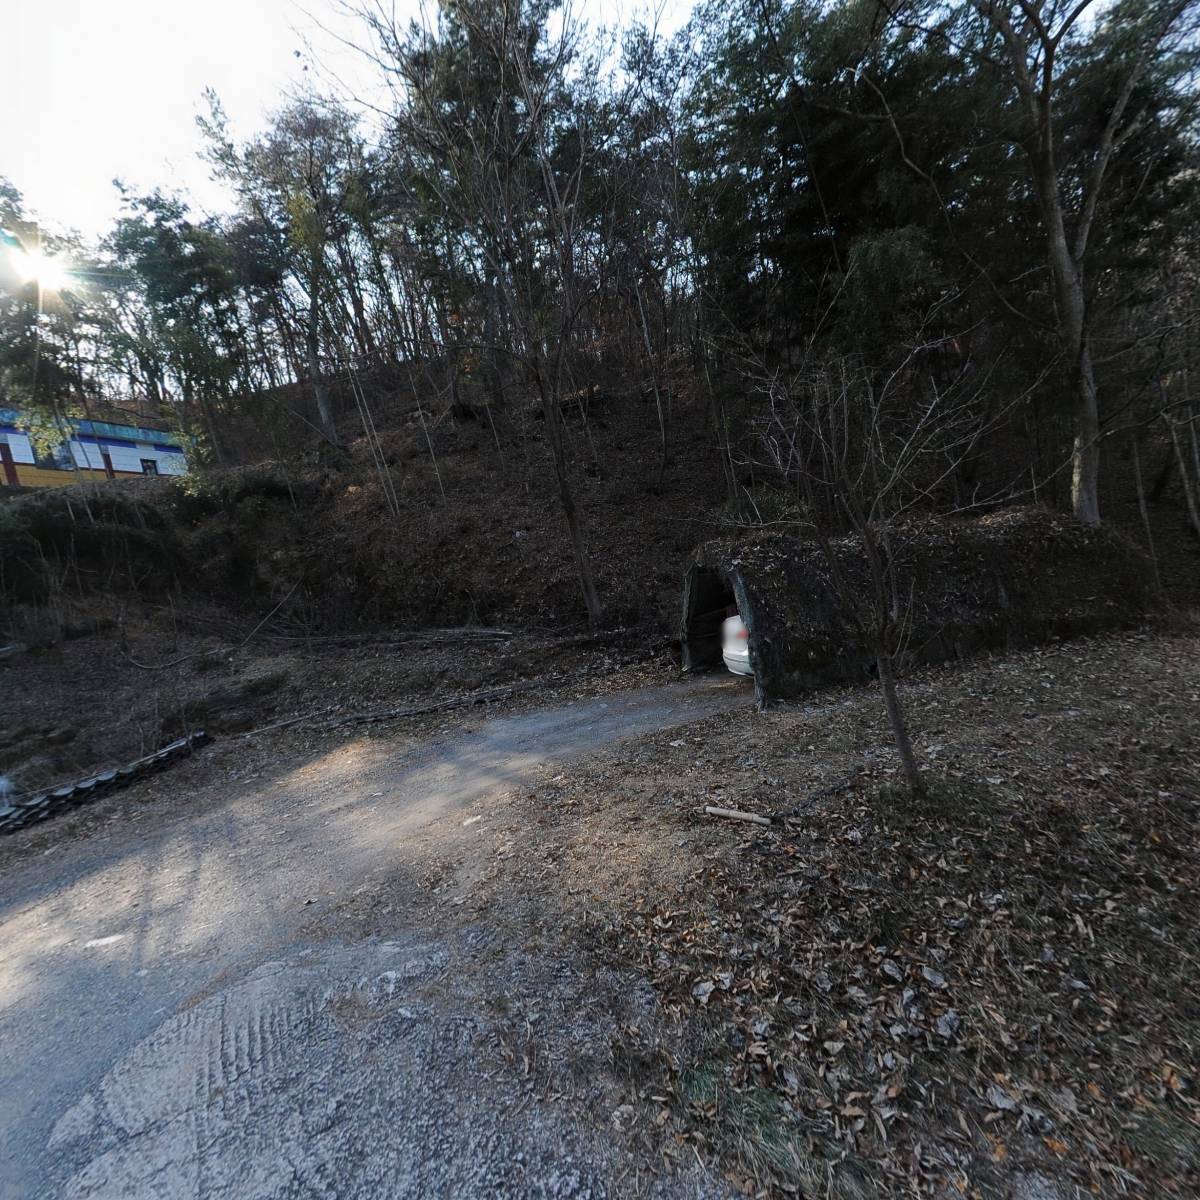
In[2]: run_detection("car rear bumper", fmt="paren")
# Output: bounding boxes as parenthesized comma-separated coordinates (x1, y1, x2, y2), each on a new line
(722, 648, 754, 676)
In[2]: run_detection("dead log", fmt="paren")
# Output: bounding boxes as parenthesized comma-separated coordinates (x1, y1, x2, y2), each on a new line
(703, 805, 772, 827)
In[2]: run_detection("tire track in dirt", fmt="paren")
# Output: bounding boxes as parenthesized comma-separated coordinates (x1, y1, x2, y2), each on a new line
(1, 673, 751, 1199)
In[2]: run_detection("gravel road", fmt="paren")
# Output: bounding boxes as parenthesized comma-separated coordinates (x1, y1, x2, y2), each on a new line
(0, 674, 749, 1200)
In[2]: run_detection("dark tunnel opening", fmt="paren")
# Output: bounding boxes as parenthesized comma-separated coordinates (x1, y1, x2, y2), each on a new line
(681, 565, 737, 672)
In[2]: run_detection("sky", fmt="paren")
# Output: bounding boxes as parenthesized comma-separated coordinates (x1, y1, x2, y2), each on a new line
(1, 0, 388, 238)
(1, 0, 692, 243)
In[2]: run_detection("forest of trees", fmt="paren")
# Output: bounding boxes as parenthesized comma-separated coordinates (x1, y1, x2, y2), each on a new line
(2, 0, 1198, 580)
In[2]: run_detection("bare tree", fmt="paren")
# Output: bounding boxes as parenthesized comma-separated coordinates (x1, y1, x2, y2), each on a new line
(967, 0, 1198, 525)
(201, 93, 363, 447)
(748, 344, 1016, 795)
(360, 0, 608, 623)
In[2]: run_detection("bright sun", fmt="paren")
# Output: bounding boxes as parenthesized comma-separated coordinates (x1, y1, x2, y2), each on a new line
(13, 248, 72, 291)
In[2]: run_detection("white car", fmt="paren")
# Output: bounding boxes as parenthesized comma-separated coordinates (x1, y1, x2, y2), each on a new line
(721, 613, 753, 676)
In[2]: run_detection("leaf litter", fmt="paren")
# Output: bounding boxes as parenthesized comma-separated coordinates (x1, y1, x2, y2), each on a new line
(527, 630, 1200, 1198)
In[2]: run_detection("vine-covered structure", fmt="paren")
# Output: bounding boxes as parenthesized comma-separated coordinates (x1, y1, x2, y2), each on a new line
(681, 508, 1155, 706)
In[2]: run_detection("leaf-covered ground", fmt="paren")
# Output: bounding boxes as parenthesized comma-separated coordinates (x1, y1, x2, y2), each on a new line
(476, 628, 1199, 1198)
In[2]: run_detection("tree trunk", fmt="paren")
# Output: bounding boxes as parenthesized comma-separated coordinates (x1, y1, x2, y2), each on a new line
(365, 233, 405, 361)
(334, 235, 375, 360)
(1071, 340, 1102, 525)
(1028, 103, 1101, 525)
(1166, 413, 1200, 540)
(875, 646, 924, 796)
(538, 370, 603, 625)
(1149, 442, 1175, 501)
(636, 284, 668, 484)
(1131, 437, 1162, 593)
(269, 296, 303, 384)
(483, 269, 506, 414)
(307, 257, 338, 447)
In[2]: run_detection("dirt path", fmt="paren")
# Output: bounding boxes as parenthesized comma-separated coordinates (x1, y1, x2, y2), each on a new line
(0, 673, 751, 1200)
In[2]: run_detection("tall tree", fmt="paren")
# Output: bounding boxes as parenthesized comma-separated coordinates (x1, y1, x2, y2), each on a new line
(202, 93, 367, 446)
(365, 0, 610, 622)
(965, 0, 1199, 523)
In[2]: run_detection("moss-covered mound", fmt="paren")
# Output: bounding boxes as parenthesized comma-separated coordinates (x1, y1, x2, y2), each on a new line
(682, 508, 1156, 704)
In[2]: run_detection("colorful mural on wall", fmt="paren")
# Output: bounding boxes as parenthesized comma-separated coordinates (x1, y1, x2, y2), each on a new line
(0, 410, 188, 489)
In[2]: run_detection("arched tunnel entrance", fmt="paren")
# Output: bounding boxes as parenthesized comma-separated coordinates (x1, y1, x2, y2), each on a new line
(681, 564, 745, 672)
(680, 509, 1155, 710)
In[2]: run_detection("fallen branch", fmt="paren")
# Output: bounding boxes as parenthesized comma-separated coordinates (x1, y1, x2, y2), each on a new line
(774, 766, 865, 820)
(703, 804, 772, 827)
(127, 581, 301, 671)
(237, 706, 341, 738)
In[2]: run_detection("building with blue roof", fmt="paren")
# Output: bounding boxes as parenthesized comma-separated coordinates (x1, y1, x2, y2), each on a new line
(0, 410, 188, 489)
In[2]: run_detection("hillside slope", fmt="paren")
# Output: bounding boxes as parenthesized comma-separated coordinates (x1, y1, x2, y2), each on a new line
(2, 386, 1197, 800)
(2, 392, 732, 641)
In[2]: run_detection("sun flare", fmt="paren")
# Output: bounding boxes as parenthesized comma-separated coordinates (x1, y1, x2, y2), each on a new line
(11, 247, 72, 292)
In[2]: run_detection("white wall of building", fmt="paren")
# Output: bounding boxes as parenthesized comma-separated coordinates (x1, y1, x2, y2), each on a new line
(2, 423, 187, 477)
(0, 430, 37, 465)
(70, 439, 186, 476)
